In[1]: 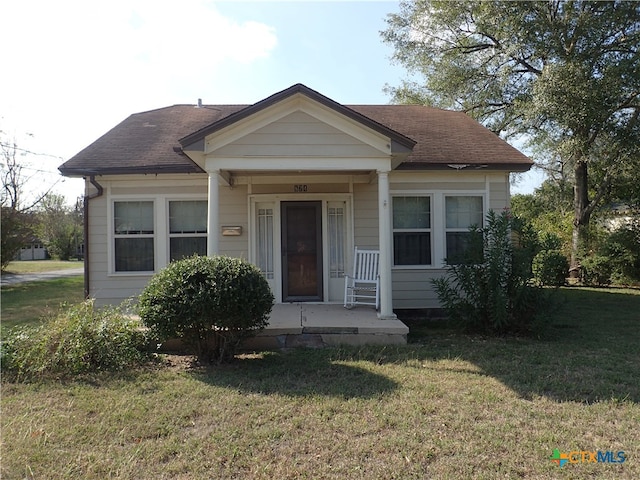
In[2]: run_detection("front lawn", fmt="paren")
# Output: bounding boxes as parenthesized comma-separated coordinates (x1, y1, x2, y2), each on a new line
(2, 259, 83, 274)
(2, 287, 639, 479)
(1, 276, 84, 337)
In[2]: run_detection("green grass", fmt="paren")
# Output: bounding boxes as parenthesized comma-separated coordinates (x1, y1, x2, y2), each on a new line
(2, 287, 639, 479)
(2, 259, 83, 274)
(1, 276, 84, 337)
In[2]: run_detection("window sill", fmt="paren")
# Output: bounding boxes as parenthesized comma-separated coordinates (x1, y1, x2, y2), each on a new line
(108, 271, 155, 277)
(392, 265, 449, 271)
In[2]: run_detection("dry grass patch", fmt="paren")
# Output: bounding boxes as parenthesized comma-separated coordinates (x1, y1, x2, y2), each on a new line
(2, 287, 639, 479)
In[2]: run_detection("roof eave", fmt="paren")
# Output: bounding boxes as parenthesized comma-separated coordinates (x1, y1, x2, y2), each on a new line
(58, 164, 206, 177)
(396, 162, 533, 172)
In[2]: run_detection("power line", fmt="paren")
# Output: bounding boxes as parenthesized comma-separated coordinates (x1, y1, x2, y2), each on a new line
(12, 164, 63, 175)
(0, 142, 65, 160)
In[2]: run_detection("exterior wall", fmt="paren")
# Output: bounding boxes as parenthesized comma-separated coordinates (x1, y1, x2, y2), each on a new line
(87, 190, 118, 305)
(218, 184, 249, 259)
(352, 182, 379, 250)
(87, 170, 512, 310)
(389, 171, 511, 309)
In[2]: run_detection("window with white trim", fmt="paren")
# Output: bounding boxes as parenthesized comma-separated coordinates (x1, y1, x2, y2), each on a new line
(114, 201, 154, 272)
(169, 200, 207, 261)
(392, 196, 432, 265)
(445, 196, 483, 264)
(328, 202, 346, 278)
(257, 206, 274, 279)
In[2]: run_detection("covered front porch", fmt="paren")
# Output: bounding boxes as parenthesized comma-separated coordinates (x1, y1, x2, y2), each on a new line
(242, 304, 409, 350)
(179, 86, 417, 320)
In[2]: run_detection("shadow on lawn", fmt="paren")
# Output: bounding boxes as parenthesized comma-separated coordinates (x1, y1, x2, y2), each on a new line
(189, 288, 638, 404)
(394, 288, 639, 404)
(191, 349, 399, 399)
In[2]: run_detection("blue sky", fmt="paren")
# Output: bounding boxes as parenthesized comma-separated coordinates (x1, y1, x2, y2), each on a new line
(1, 0, 543, 204)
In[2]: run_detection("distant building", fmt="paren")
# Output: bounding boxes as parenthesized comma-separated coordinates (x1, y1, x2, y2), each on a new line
(17, 240, 48, 261)
(599, 203, 638, 231)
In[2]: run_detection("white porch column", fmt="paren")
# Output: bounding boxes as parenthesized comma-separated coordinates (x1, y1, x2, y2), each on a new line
(377, 170, 396, 319)
(207, 170, 219, 255)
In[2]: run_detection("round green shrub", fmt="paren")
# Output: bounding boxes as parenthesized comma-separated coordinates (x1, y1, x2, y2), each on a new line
(532, 250, 569, 286)
(600, 223, 640, 285)
(580, 254, 613, 286)
(1, 300, 151, 382)
(138, 255, 274, 364)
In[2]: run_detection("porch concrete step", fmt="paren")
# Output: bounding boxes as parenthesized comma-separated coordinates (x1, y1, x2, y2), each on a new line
(283, 333, 326, 348)
(302, 326, 358, 335)
(240, 303, 409, 350)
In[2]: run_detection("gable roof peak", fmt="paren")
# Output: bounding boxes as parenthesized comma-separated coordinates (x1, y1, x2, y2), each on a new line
(179, 83, 416, 149)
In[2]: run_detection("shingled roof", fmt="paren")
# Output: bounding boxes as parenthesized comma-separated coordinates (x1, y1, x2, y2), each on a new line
(59, 84, 532, 176)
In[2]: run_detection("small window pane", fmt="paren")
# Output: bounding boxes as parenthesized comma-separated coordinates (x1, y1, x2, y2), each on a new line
(328, 206, 345, 278)
(393, 197, 430, 229)
(446, 231, 484, 265)
(257, 207, 274, 279)
(169, 201, 207, 234)
(394, 232, 431, 265)
(170, 237, 206, 262)
(445, 196, 483, 228)
(115, 238, 154, 271)
(114, 201, 153, 234)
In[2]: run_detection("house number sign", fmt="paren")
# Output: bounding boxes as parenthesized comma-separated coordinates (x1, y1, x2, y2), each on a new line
(293, 184, 309, 193)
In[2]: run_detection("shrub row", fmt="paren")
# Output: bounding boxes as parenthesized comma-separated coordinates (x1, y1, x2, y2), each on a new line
(1, 300, 151, 382)
(580, 222, 640, 286)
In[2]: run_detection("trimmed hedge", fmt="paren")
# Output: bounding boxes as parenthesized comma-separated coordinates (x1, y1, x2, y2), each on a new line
(138, 255, 274, 364)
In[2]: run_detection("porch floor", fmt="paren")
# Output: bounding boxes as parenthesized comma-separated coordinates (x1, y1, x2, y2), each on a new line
(243, 303, 409, 350)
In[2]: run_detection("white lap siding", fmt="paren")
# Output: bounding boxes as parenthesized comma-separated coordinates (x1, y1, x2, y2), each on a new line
(352, 182, 379, 250)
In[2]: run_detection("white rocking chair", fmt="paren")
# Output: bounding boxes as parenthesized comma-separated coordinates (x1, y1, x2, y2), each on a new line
(344, 247, 380, 310)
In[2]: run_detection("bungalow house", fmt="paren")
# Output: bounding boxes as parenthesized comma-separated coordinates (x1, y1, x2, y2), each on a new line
(59, 84, 531, 343)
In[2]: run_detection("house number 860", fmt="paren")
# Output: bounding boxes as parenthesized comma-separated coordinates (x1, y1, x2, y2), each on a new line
(294, 184, 308, 192)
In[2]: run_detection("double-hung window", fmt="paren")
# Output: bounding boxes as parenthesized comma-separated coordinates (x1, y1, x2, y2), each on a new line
(114, 201, 154, 272)
(393, 196, 432, 266)
(445, 196, 483, 264)
(168, 200, 207, 261)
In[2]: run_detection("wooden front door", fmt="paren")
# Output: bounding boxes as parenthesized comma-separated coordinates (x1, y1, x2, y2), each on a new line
(281, 201, 323, 301)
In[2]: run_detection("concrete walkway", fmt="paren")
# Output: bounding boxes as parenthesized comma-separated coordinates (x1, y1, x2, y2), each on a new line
(0, 268, 84, 286)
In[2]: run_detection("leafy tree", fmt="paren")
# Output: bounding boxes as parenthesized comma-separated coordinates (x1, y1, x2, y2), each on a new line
(383, 0, 640, 272)
(1, 136, 41, 269)
(511, 181, 573, 260)
(36, 193, 82, 260)
(1, 207, 35, 269)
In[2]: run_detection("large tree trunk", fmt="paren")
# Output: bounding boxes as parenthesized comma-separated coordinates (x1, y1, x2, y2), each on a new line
(570, 160, 591, 277)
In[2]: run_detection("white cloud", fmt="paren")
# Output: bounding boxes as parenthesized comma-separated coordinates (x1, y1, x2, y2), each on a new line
(1, 0, 277, 203)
